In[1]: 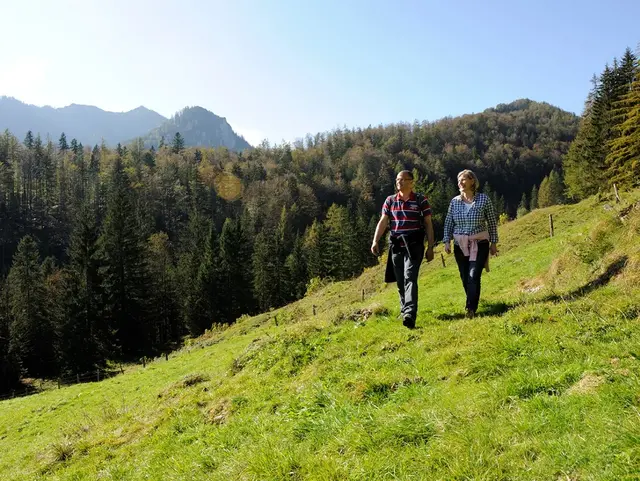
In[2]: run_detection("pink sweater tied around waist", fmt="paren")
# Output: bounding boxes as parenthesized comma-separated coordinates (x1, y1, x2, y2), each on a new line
(453, 231, 491, 272)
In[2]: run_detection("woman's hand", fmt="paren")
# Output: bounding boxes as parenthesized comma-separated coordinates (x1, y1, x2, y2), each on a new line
(490, 243, 498, 256)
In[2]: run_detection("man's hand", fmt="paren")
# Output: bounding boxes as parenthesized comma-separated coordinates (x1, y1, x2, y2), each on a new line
(444, 242, 451, 255)
(425, 245, 434, 262)
(490, 243, 498, 256)
(371, 241, 380, 256)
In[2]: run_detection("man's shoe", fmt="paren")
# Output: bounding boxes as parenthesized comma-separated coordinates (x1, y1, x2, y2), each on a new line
(402, 316, 415, 329)
(465, 309, 475, 319)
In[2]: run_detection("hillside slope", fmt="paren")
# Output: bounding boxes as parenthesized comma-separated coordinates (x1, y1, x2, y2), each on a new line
(1, 191, 640, 480)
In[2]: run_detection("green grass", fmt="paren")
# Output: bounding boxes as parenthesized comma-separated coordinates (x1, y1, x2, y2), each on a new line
(2, 191, 640, 480)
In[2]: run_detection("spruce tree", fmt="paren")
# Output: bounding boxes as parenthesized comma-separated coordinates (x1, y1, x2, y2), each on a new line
(172, 132, 185, 154)
(284, 234, 307, 301)
(530, 184, 539, 210)
(538, 171, 565, 208)
(57, 203, 106, 375)
(252, 229, 278, 311)
(516, 192, 529, 218)
(58, 133, 68, 152)
(191, 225, 221, 334)
(24, 131, 34, 150)
(176, 211, 210, 334)
(303, 220, 325, 280)
(606, 58, 640, 189)
(218, 217, 254, 323)
(7, 235, 56, 377)
(99, 157, 151, 357)
(147, 232, 180, 343)
(323, 204, 359, 280)
(0, 279, 20, 393)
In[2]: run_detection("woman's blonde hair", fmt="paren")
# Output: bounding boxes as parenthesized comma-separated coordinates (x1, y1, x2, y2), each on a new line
(457, 169, 480, 194)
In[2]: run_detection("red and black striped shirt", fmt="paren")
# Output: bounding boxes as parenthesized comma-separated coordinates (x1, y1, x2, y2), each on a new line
(382, 192, 432, 235)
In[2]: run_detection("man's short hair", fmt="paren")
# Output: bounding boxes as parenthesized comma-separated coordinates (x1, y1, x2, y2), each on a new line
(397, 170, 414, 180)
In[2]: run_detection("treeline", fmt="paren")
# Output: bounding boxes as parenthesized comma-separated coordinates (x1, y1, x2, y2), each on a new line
(564, 47, 640, 198)
(0, 99, 579, 393)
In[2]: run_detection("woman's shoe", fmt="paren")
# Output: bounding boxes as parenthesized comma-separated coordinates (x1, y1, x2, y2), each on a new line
(465, 309, 475, 319)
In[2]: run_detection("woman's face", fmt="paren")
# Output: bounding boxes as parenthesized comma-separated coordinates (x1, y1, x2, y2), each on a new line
(458, 175, 474, 192)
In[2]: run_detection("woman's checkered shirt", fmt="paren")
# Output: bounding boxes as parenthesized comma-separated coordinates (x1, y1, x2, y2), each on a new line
(443, 193, 499, 244)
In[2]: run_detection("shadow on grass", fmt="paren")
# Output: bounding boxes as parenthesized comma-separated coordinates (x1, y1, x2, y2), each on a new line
(435, 301, 515, 321)
(434, 256, 628, 321)
(542, 255, 628, 302)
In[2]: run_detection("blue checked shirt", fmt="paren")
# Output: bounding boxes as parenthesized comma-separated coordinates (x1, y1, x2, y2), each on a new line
(443, 193, 499, 244)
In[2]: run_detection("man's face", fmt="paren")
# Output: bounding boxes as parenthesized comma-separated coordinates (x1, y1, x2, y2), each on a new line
(396, 174, 413, 192)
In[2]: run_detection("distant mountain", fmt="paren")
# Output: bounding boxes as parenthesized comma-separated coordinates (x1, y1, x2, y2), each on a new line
(0, 96, 167, 146)
(138, 106, 252, 151)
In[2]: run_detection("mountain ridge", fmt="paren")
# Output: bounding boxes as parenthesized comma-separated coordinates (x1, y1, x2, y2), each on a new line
(0, 97, 252, 151)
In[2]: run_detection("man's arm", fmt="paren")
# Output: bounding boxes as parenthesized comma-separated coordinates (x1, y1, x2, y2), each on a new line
(424, 215, 434, 262)
(371, 215, 389, 255)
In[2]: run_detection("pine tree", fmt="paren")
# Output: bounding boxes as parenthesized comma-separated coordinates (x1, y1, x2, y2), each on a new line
(172, 132, 185, 154)
(98, 157, 151, 357)
(7, 235, 56, 377)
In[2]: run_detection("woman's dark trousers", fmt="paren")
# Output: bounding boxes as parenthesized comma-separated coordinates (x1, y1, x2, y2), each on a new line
(453, 240, 490, 313)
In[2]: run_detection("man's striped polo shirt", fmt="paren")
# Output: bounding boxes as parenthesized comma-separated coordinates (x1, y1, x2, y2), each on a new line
(382, 192, 432, 235)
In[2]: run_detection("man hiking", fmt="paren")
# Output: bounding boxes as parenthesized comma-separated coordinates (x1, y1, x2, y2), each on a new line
(371, 170, 435, 328)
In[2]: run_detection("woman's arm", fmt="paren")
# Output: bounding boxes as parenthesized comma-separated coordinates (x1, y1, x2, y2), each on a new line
(484, 194, 499, 255)
(443, 200, 454, 254)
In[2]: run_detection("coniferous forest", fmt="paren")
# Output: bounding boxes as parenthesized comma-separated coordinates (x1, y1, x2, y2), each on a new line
(1, 45, 638, 394)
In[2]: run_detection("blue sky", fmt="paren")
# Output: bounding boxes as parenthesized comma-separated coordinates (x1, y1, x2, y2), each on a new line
(1, 0, 638, 146)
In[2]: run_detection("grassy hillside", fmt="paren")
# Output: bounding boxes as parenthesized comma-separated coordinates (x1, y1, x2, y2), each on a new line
(2, 191, 640, 480)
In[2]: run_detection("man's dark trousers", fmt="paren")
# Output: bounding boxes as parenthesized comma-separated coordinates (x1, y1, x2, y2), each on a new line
(391, 239, 424, 325)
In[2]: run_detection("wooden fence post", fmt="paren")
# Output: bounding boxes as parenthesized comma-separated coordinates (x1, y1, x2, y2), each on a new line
(549, 214, 554, 238)
(614, 184, 621, 203)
